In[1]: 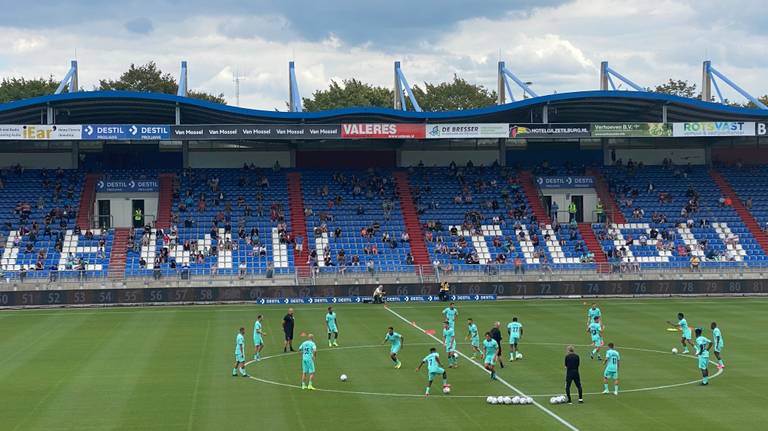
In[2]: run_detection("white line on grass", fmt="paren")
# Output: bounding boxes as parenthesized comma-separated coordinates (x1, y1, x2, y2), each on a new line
(384, 305, 580, 431)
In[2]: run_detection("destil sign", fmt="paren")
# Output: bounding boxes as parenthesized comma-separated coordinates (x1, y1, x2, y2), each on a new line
(341, 123, 425, 139)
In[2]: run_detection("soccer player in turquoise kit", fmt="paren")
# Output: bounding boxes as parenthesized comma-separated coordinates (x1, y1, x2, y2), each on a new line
(588, 316, 604, 360)
(667, 312, 695, 354)
(253, 315, 265, 361)
(695, 328, 713, 385)
(507, 317, 523, 361)
(587, 303, 602, 325)
(232, 327, 248, 377)
(711, 321, 725, 369)
(383, 327, 403, 368)
(602, 342, 620, 395)
(482, 332, 499, 380)
(466, 318, 481, 359)
(442, 302, 458, 329)
(416, 347, 449, 397)
(299, 334, 318, 390)
(443, 321, 458, 368)
(326, 306, 339, 347)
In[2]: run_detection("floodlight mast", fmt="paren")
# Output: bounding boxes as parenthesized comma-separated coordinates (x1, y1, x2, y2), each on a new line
(393, 61, 421, 112)
(702, 60, 767, 109)
(496, 61, 537, 104)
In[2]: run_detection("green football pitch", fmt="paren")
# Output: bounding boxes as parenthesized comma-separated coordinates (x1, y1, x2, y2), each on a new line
(1, 297, 767, 431)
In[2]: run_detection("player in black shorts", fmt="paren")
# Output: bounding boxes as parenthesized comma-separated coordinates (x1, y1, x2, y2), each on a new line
(283, 308, 295, 352)
(489, 321, 504, 368)
(564, 345, 583, 403)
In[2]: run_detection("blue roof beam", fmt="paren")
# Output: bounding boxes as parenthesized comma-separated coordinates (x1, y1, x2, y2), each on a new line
(289, 61, 302, 112)
(497, 61, 538, 104)
(703, 60, 767, 110)
(393, 61, 421, 112)
(599, 61, 644, 92)
(54, 60, 78, 95)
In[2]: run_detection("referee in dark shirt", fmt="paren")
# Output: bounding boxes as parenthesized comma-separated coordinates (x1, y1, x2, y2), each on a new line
(489, 322, 504, 368)
(564, 345, 583, 403)
(282, 308, 295, 352)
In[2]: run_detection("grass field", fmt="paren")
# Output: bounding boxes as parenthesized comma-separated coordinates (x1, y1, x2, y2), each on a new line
(1, 297, 767, 431)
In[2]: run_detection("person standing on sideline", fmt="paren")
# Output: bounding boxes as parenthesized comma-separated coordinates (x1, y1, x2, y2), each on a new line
(283, 308, 295, 352)
(489, 322, 504, 368)
(568, 200, 577, 222)
(564, 345, 583, 404)
(550, 201, 559, 222)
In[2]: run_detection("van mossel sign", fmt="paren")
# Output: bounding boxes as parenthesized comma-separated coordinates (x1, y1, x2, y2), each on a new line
(536, 176, 595, 189)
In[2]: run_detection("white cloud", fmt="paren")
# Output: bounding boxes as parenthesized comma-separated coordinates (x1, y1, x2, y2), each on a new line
(0, 0, 766, 110)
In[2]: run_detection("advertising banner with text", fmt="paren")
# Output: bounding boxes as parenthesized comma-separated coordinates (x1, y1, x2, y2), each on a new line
(673, 121, 755, 137)
(591, 122, 671, 138)
(425, 123, 508, 139)
(0, 124, 82, 140)
(170, 125, 341, 140)
(509, 124, 591, 138)
(82, 124, 171, 140)
(340, 123, 425, 139)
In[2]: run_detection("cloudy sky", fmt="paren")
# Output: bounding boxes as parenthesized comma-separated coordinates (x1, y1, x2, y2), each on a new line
(0, 0, 765, 110)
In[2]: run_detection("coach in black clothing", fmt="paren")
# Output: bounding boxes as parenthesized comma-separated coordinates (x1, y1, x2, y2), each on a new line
(564, 345, 583, 403)
(489, 322, 504, 368)
(283, 308, 295, 352)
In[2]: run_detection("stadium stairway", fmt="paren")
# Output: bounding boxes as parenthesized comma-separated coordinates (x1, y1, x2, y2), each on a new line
(577, 222, 609, 273)
(107, 227, 130, 279)
(519, 170, 550, 224)
(710, 169, 768, 254)
(287, 172, 310, 279)
(393, 171, 432, 274)
(586, 168, 627, 224)
(155, 173, 175, 229)
(76, 173, 99, 228)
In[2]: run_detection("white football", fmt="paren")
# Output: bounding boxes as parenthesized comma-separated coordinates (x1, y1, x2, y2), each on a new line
(516, 353, 523, 359)
(443, 386, 451, 394)
(672, 347, 678, 354)
(558, 395, 567, 403)
(549, 396, 557, 404)
(527, 397, 534, 404)
(496, 396, 506, 404)
(512, 396, 520, 404)
(489, 397, 498, 405)
(503, 396, 513, 405)
(486, 396, 495, 404)
(339, 374, 348, 382)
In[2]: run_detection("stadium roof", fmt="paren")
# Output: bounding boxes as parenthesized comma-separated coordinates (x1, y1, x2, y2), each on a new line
(1, 90, 767, 125)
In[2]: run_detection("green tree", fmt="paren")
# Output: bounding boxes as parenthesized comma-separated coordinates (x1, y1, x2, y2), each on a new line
(411, 75, 497, 111)
(0, 77, 61, 103)
(98, 61, 225, 104)
(653, 79, 698, 98)
(302, 79, 392, 111)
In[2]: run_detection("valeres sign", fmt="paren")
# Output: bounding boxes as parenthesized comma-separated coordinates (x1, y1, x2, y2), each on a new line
(340, 123, 425, 139)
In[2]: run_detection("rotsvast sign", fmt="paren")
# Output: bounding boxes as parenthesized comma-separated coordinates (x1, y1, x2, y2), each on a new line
(672, 121, 755, 137)
(591, 122, 672, 138)
(170, 124, 341, 140)
(536, 176, 595, 189)
(509, 124, 591, 138)
(425, 123, 508, 139)
(340, 123, 425, 139)
(82, 124, 171, 140)
(96, 178, 159, 193)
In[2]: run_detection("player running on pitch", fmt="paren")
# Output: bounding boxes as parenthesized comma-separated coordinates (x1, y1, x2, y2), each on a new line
(326, 306, 339, 347)
(443, 321, 458, 368)
(587, 303, 602, 325)
(253, 315, 265, 361)
(416, 347, 450, 397)
(466, 318, 481, 359)
(507, 317, 523, 361)
(588, 316, 604, 360)
(299, 334, 317, 390)
(382, 327, 404, 368)
(695, 328, 712, 385)
(442, 302, 458, 330)
(602, 342, 620, 395)
(711, 322, 725, 369)
(483, 332, 499, 380)
(232, 327, 248, 377)
(667, 312, 695, 354)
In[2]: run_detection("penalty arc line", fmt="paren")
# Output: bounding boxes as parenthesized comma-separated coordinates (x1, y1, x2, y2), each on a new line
(384, 305, 580, 431)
